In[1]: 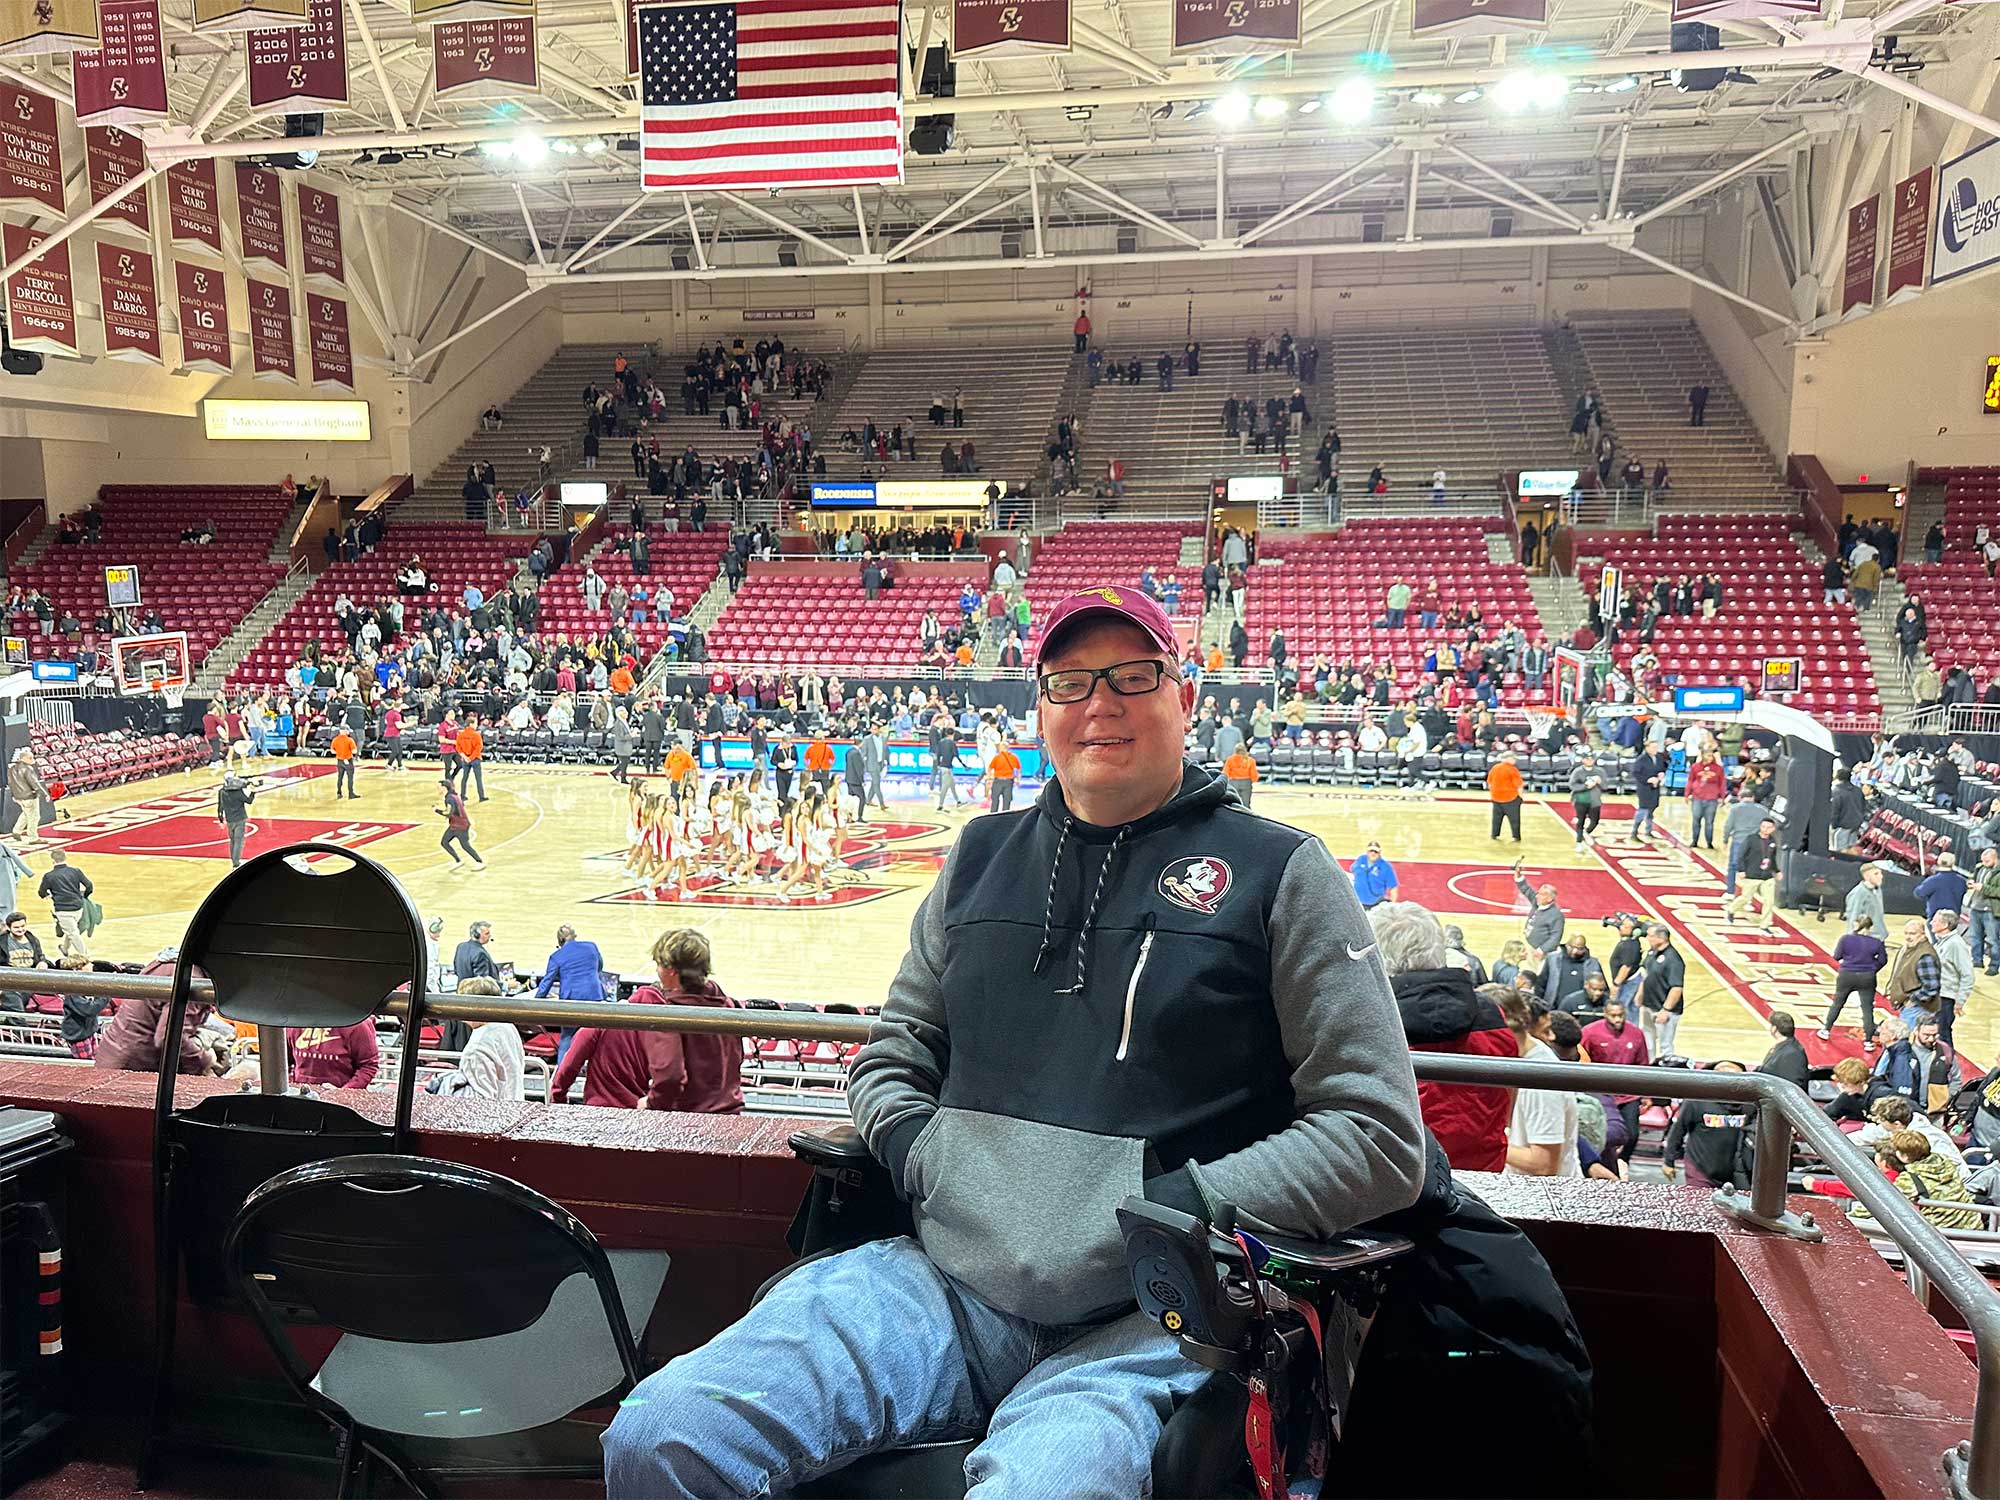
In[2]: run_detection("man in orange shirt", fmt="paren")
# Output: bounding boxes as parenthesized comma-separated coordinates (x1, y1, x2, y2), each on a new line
(805, 732, 835, 796)
(1487, 750, 1524, 842)
(610, 662, 636, 699)
(331, 727, 358, 800)
(987, 746, 1021, 813)
(1222, 746, 1258, 808)
(664, 740, 695, 785)
(456, 717, 488, 802)
(954, 640, 974, 667)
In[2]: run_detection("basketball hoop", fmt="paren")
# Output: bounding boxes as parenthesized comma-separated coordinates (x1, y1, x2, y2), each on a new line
(1524, 704, 1564, 742)
(162, 683, 185, 711)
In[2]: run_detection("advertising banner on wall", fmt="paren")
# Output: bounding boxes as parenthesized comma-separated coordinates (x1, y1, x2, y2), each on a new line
(306, 292, 353, 390)
(72, 0, 171, 124)
(0, 85, 65, 212)
(952, 0, 1070, 58)
(298, 182, 345, 288)
(433, 13, 538, 96)
(97, 241, 162, 364)
(246, 277, 296, 381)
(2, 221, 75, 356)
(1840, 193, 1878, 316)
(1887, 165, 1933, 300)
(1933, 138, 2000, 288)
(173, 260, 233, 374)
(85, 127, 153, 236)
(1172, 0, 1300, 52)
(246, 0, 349, 113)
(1411, 0, 1545, 36)
(234, 162, 289, 277)
(0, 0, 99, 55)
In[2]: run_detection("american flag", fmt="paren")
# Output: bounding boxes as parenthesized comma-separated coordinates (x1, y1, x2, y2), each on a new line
(638, 0, 905, 193)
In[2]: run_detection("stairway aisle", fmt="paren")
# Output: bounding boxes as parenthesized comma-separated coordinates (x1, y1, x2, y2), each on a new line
(193, 569, 317, 693)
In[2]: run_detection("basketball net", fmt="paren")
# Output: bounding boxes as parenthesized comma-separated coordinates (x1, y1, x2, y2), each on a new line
(1524, 704, 1563, 742)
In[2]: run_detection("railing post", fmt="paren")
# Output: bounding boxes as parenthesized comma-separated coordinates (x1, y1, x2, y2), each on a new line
(1749, 1101, 1794, 1223)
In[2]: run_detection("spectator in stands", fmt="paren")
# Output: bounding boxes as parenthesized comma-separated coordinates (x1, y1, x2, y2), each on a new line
(1880, 1129, 1984, 1230)
(1824, 1054, 1894, 1122)
(1757, 1010, 1809, 1087)
(288, 1013, 379, 1089)
(428, 976, 525, 1101)
(1384, 578, 1411, 629)
(0, 911, 48, 1013)
(1493, 987, 1580, 1178)
(1661, 1063, 1752, 1189)
(1934, 910, 1973, 1048)
(1915, 851, 1967, 923)
(1887, 916, 1943, 1039)
(552, 927, 741, 1114)
(36, 851, 91, 961)
(1687, 383, 1709, 426)
(1579, 998, 1648, 1173)
(538, 922, 608, 1062)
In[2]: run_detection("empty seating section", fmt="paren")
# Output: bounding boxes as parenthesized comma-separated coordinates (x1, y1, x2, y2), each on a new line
(1575, 515, 1881, 717)
(1569, 319, 1789, 505)
(707, 567, 986, 665)
(26, 715, 208, 793)
(8, 486, 288, 667)
(228, 525, 521, 688)
(1021, 522, 1200, 625)
(533, 527, 727, 651)
(1241, 518, 1546, 698)
(1901, 467, 2000, 683)
(1084, 365, 1312, 509)
(827, 346, 1073, 484)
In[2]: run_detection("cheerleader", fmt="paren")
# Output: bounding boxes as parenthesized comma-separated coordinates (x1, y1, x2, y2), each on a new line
(724, 785, 756, 882)
(655, 783, 692, 895)
(746, 769, 779, 881)
(623, 781, 649, 881)
(797, 786, 836, 899)
(776, 790, 811, 894)
(975, 710, 1002, 803)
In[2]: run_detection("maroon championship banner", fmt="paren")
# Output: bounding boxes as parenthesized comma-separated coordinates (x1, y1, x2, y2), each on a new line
(97, 241, 162, 364)
(623, 0, 641, 75)
(307, 292, 352, 390)
(952, 0, 1070, 57)
(1887, 165, 1933, 299)
(433, 15, 538, 97)
(72, 0, 171, 124)
(1840, 194, 1878, 316)
(0, 0, 99, 56)
(247, 0, 349, 114)
(1172, 0, 1300, 52)
(411, 0, 530, 24)
(193, 0, 308, 34)
(1670, 0, 1817, 18)
(298, 182, 345, 287)
(235, 162, 289, 276)
(1412, 0, 1545, 34)
(2, 222, 75, 356)
(0, 85, 64, 212)
(85, 127, 153, 236)
(167, 159, 224, 255)
(247, 277, 296, 380)
(173, 260, 233, 374)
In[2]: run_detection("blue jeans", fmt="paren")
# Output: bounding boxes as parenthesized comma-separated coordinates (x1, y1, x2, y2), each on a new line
(602, 1237, 1210, 1498)
(1972, 907, 1999, 972)
(1386, 607, 1406, 628)
(1420, 610, 1438, 630)
(1689, 798, 1717, 846)
(1631, 805, 1655, 839)
(1724, 836, 1744, 895)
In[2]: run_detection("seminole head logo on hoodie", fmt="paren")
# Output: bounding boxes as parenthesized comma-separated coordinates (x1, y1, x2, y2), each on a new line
(1159, 856, 1232, 915)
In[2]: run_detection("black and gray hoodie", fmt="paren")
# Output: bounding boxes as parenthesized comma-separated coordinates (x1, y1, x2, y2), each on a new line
(849, 764, 1425, 1327)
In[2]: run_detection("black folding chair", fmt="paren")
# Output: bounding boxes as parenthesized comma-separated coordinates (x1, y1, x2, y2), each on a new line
(142, 844, 429, 1487)
(225, 1155, 654, 1498)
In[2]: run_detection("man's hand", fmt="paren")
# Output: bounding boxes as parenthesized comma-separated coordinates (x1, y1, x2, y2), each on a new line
(1659, 1162, 1677, 1180)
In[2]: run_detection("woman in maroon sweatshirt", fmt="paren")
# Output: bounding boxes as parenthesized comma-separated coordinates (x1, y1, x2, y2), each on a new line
(550, 928, 743, 1113)
(287, 1020, 380, 1089)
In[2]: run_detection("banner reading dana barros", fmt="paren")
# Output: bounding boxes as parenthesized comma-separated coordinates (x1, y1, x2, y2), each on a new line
(1172, 0, 1300, 53)
(97, 241, 162, 364)
(71, 0, 171, 125)
(85, 127, 153, 237)
(952, 0, 1070, 58)
(2, 221, 76, 356)
(173, 260, 233, 374)
(246, 277, 296, 380)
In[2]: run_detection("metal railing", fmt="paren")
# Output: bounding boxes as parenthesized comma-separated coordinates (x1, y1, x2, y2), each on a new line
(9, 969, 1997, 1495)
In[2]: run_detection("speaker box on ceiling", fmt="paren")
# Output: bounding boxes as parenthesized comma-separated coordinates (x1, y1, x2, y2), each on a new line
(1670, 22, 1726, 92)
(0, 328, 41, 377)
(909, 44, 954, 154)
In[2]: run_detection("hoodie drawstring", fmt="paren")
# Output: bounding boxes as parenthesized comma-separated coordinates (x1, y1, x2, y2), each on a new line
(1032, 819, 1074, 978)
(1051, 825, 1129, 996)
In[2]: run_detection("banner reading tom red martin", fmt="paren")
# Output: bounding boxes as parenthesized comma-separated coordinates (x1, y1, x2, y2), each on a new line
(1840, 194, 1878, 317)
(0, 84, 65, 213)
(85, 127, 153, 237)
(2, 221, 76, 356)
(72, 0, 171, 126)
(173, 260, 233, 374)
(97, 241, 162, 364)
(167, 159, 224, 256)
(235, 162, 289, 277)
(247, 0, 349, 114)
(1887, 165, 1933, 301)
(307, 293, 353, 391)
(1172, 0, 1300, 53)
(433, 14, 538, 97)
(247, 278, 296, 381)
(299, 183, 345, 288)
(952, 0, 1070, 58)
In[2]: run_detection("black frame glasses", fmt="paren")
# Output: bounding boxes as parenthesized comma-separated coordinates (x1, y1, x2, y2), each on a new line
(1037, 659, 1179, 705)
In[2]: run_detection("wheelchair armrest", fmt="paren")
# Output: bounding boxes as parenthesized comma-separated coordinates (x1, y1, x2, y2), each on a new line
(789, 1124, 876, 1172)
(1245, 1228, 1414, 1278)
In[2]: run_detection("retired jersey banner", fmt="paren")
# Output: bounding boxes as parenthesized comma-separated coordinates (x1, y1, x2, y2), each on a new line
(433, 14, 538, 97)
(194, 0, 306, 31)
(1934, 138, 2000, 288)
(247, 277, 296, 380)
(235, 162, 289, 276)
(247, 0, 349, 113)
(411, 0, 530, 27)
(0, 86, 64, 212)
(622, 0, 640, 74)
(306, 292, 352, 390)
(298, 182, 344, 287)
(1841, 194, 1878, 315)
(1412, 0, 1545, 34)
(173, 260, 232, 373)
(2, 222, 75, 356)
(85, 127, 153, 236)
(167, 158, 224, 255)
(1887, 165, 1933, 299)
(1669, 0, 1816, 19)
(73, 0, 171, 125)
(952, 0, 1070, 58)
(1172, 0, 1300, 53)
(0, 0, 99, 56)
(97, 241, 161, 364)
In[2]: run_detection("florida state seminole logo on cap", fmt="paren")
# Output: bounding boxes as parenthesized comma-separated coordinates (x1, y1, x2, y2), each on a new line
(1079, 586, 1125, 604)
(1159, 856, 1233, 915)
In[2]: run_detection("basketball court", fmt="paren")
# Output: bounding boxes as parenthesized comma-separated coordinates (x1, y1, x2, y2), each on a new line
(28, 757, 1999, 1073)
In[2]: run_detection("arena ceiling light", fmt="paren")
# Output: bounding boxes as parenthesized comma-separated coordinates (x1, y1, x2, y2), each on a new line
(1412, 89, 1446, 107)
(1454, 87, 1483, 104)
(1604, 75, 1639, 93)
(1212, 92, 1254, 127)
(1492, 69, 1569, 112)
(1252, 94, 1290, 120)
(1297, 97, 1322, 114)
(511, 133, 550, 166)
(580, 138, 607, 155)
(1327, 77, 1378, 123)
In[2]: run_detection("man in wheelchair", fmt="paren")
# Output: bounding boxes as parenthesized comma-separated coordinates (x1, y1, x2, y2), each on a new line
(604, 589, 1579, 1497)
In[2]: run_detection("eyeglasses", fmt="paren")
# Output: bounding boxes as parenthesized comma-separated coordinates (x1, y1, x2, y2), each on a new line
(1037, 658, 1179, 705)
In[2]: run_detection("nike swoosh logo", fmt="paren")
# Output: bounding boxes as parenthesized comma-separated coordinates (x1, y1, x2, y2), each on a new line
(1346, 943, 1377, 962)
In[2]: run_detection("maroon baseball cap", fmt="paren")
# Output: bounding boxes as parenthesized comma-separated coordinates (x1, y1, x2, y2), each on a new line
(1036, 586, 1181, 664)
